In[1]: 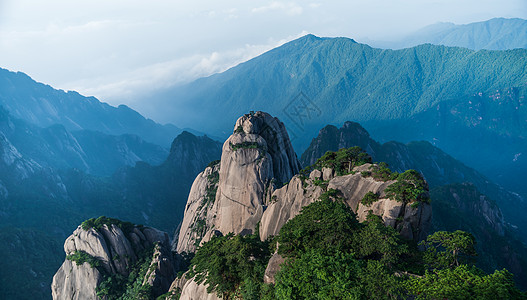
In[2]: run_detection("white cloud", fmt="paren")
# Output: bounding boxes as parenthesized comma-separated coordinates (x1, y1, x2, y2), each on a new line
(252, 1, 304, 16)
(69, 31, 310, 108)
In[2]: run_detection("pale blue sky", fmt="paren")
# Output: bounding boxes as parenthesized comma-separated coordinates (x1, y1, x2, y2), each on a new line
(0, 0, 525, 109)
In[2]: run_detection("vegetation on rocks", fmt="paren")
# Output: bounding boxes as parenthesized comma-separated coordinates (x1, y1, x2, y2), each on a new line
(361, 191, 380, 207)
(96, 246, 155, 300)
(385, 170, 430, 205)
(301, 147, 372, 177)
(66, 250, 102, 268)
(81, 216, 135, 234)
(229, 141, 261, 151)
(184, 195, 525, 299)
(187, 233, 271, 299)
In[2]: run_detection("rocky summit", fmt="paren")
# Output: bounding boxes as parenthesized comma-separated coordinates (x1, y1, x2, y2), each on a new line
(51, 217, 174, 300)
(172, 111, 432, 299)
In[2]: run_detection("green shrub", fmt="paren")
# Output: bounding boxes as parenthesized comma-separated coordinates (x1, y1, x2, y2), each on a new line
(81, 216, 135, 234)
(66, 250, 101, 268)
(361, 191, 380, 207)
(187, 233, 271, 299)
(385, 170, 429, 204)
(405, 265, 525, 300)
(312, 147, 372, 176)
(277, 197, 359, 257)
(229, 141, 260, 151)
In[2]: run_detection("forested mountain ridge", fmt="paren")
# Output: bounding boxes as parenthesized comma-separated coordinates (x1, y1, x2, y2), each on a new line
(158, 35, 527, 200)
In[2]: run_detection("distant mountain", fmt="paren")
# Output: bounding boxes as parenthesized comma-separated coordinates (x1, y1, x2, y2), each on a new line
(0, 106, 168, 176)
(369, 18, 527, 50)
(0, 68, 186, 148)
(155, 34, 527, 202)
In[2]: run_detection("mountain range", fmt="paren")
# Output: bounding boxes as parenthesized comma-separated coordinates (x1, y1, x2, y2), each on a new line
(1, 16, 526, 298)
(152, 32, 527, 205)
(368, 18, 527, 50)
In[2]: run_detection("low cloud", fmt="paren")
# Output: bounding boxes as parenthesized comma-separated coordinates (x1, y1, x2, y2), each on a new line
(69, 31, 310, 108)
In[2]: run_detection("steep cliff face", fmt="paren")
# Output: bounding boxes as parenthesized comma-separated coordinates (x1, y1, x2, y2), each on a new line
(213, 111, 301, 235)
(176, 162, 220, 254)
(51, 218, 175, 300)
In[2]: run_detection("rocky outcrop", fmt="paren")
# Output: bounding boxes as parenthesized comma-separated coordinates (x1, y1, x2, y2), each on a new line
(260, 164, 432, 241)
(263, 252, 285, 284)
(175, 112, 432, 298)
(52, 220, 174, 300)
(143, 243, 176, 297)
(212, 111, 301, 235)
(179, 280, 221, 300)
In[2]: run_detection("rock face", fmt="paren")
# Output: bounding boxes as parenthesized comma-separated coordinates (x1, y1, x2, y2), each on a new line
(179, 280, 221, 300)
(51, 222, 174, 300)
(260, 164, 432, 241)
(176, 162, 220, 253)
(213, 111, 301, 235)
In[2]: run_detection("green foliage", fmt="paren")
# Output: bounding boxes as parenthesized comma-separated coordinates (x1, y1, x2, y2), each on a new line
(405, 265, 526, 300)
(187, 233, 271, 299)
(234, 125, 245, 134)
(81, 216, 135, 234)
(311, 178, 329, 189)
(275, 250, 405, 300)
(361, 191, 380, 206)
(96, 246, 155, 300)
(369, 162, 399, 181)
(66, 250, 102, 268)
(202, 166, 219, 208)
(353, 214, 409, 266)
(275, 249, 363, 299)
(277, 198, 360, 257)
(229, 141, 261, 151)
(385, 170, 430, 204)
(312, 147, 372, 176)
(421, 230, 477, 269)
(206, 160, 221, 169)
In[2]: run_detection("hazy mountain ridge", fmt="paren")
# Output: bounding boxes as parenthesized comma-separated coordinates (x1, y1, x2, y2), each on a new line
(369, 18, 527, 50)
(0, 68, 184, 148)
(0, 105, 168, 176)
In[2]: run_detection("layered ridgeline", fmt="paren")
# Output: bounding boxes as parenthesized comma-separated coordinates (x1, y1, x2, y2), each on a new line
(369, 18, 527, 50)
(0, 106, 168, 177)
(300, 121, 527, 287)
(171, 112, 432, 298)
(157, 34, 527, 201)
(0, 125, 221, 299)
(0, 68, 187, 148)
